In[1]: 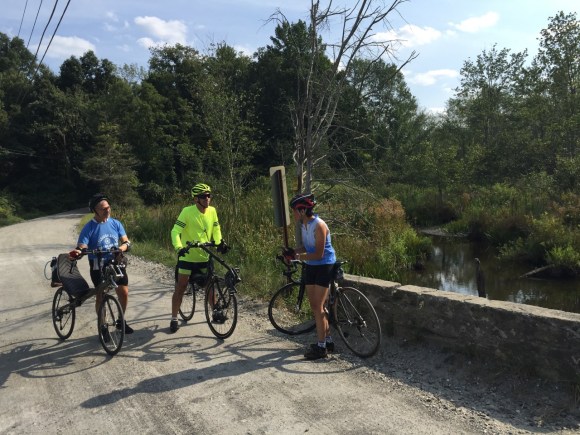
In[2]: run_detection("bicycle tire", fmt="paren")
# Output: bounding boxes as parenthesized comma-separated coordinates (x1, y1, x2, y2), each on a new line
(333, 287, 382, 358)
(204, 277, 238, 339)
(98, 294, 125, 356)
(268, 282, 316, 335)
(52, 287, 76, 340)
(179, 282, 196, 321)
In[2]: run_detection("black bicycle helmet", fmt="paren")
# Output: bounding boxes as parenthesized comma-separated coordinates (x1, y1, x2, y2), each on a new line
(89, 193, 110, 212)
(289, 193, 316, 210)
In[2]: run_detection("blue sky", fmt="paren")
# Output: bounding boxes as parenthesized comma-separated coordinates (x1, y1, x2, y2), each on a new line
(1, 0, 577, 112)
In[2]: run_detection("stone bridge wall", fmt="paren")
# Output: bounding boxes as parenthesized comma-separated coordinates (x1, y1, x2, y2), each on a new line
(343, 274, 580, 382)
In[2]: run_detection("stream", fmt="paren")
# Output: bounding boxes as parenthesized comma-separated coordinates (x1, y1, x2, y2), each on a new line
(399, 235, 580, 314)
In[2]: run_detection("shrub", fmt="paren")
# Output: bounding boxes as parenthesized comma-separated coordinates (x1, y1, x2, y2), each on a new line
(0, 192, 22, 227)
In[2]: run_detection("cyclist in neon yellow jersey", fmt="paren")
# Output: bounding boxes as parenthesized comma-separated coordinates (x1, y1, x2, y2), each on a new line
(170, 183, 229, 333)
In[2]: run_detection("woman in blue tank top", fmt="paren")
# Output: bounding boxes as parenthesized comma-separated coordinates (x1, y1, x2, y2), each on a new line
(288, 193, 336, 360)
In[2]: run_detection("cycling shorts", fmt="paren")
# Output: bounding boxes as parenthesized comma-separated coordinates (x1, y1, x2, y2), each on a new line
(303, 263, 334, 288)
(176, 260, 210, 277)
(89, 259, 128, 287)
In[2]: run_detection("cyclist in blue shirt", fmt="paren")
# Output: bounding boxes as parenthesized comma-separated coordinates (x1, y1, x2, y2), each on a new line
(286, 193, 336, 360)
(71, 193, 134, 334)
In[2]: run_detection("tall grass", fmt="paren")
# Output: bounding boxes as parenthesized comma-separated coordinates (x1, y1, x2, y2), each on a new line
(116, 178, 432, 300)
(389, 177, 580, 274)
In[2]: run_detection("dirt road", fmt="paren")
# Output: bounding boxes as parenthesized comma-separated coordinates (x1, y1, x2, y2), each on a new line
(0, 212, 577, 434)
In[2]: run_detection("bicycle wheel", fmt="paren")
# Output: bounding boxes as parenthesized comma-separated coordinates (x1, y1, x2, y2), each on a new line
(98, 294, 125, 356)
(179, 282, 196, 321)
(204, 277, 238, 339)
(52, 287, 76, 340)
(333, 287, 382, 358)
(268, 282, 316, 335)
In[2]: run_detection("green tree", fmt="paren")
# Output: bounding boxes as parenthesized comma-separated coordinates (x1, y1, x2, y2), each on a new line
(78, 122, 140, 208)
(199, 44, 260, 208)
(534, 11, 580, 160)
(448, 44, 528, 182)
(146, 44, 205, 187)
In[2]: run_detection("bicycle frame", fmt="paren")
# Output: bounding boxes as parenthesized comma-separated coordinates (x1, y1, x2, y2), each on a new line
(275, 256, 335, 313)
(177, 241, 241, 340)
(68, 249, 125, 303)
(269, 255, 381, 357)
(183, 241, 241, 292)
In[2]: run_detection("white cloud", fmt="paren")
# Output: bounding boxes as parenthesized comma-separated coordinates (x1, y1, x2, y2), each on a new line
(405, 69, 459, 86)
(374, 24, 441, 49)
(137, 37, 156, 49)
(397, 24, 442, 47)
(40, 35, 96, 59)
(449, 12, 499, 33)
(134, 16, 187, 46)
(106, 11, 119, 22)
(233, 44, 254, 57)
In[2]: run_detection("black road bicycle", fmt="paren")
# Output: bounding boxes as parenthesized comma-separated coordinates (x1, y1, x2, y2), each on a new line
(176, 241, 241, 339)
(51, 248, 127, 356)
(268, 255, 382, 358)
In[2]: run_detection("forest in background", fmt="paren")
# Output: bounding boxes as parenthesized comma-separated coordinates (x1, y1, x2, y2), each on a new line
(0, 5, 578, 281)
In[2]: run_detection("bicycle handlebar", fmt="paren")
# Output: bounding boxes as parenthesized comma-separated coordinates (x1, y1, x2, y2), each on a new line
(69, 247, 124, 260)
(184, 241, 216, 250)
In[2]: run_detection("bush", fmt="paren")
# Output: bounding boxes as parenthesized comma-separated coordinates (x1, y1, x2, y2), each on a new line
(0, 192, 22, 227)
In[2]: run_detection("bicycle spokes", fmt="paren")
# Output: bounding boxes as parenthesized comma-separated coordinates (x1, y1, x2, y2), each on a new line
(205, 278, 238, 339)
(268, 282, 316, 335)
(98, 294, 124, 356)
(52, 287, 76, 340)
(334, 287, 381, 358)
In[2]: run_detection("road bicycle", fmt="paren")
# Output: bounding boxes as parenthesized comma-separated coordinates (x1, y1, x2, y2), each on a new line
(176, 241, 241, 339)
(51, 248, 126, 356)
(268, 255, 382, 358)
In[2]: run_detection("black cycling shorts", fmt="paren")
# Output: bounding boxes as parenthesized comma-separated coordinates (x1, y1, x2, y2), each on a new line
(176, 260, 209, 277)
(303, 263, 334, 288)
(89, 259, 128, 287)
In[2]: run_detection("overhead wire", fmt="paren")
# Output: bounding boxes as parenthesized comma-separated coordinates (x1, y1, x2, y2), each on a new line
(31, 0, 60, 64)
(16, 0, 72, 106)
(35, 0, 73, 75)
(26, 0, 45, 49)
(17, 0, 30, 38)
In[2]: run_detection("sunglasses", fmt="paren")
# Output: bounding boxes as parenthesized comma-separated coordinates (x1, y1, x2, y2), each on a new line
(197, 194, 212, 199)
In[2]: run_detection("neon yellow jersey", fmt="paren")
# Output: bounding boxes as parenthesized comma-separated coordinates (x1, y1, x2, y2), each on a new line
(171, 205, 223, 262)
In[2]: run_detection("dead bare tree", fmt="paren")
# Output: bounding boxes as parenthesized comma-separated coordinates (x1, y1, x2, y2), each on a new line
(272, 0, 417, 193)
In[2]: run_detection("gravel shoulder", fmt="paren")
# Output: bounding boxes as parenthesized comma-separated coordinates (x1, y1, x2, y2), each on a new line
(0, 211, 578, 434)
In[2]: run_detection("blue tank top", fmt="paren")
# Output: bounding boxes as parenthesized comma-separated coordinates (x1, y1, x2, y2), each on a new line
(301, 215, 336, 265)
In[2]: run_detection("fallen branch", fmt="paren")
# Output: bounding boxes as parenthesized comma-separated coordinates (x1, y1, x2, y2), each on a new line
(520, 264, 555, 278)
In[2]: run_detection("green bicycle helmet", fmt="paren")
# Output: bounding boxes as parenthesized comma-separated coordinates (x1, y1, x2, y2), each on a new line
(191, 183, 211, 197)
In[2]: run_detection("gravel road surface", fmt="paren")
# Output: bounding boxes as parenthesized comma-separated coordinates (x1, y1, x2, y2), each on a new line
(0, 211, 578, 434)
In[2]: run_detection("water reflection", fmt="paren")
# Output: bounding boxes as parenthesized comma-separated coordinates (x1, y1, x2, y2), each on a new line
(399, 235, 580, 314)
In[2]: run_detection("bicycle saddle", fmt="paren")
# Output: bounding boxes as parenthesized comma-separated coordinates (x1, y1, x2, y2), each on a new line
(56, 253, 90, 297)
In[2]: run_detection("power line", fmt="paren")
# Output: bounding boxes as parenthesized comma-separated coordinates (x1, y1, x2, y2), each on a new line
(16, 0, 68, 106)
(27, 0, 45, 49)
(34, 0, 73, 77)
(17, 0, 30, 38)
(31, 0, 59, 65)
